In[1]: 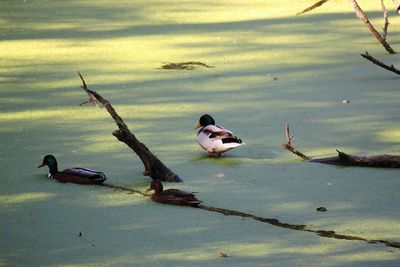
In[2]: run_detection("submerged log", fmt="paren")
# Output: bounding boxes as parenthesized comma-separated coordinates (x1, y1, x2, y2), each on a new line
(311, 150, 400, 168)
(282, 124, 400, 168)
(77, 72, 182, 182)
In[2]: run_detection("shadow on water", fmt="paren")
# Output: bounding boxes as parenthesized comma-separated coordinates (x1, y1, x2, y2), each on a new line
(2, 1, 400, 266)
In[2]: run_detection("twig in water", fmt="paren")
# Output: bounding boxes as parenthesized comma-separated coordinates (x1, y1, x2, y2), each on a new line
(197, 205, 400, 250)
(281, 123, 310, 160)
(101, 183, 149, 196)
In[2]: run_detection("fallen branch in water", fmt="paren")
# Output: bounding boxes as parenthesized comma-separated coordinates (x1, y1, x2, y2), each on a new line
(361, 51, 400, 75)
(102, 183, 148, 196)
(77, 72, 182, 182)
(311, 150, 400, 168)
(281, 123, 310, 160)
(198, 205, 400, 250)
(282, 123, 400, 168)
(101, 183, 400, 250)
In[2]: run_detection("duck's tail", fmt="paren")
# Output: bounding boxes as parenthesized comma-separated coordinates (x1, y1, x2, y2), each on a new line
(222, 136, 244, 145)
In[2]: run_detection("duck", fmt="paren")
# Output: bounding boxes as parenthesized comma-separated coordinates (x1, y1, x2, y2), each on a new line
(38, 155, 107, 185)
(146, 180, 201, 207)
(195, 114, 244, 157)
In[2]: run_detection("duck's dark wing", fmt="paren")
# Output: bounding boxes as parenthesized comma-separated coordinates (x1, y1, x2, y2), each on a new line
(60, 168, 107, 184)
(152, 194, 201, 207)
(63, 167, 106, 178)
(201, 125, 243, 145)
(53, 173, 106, 185)
(201, 125, 234, 140)
(164, 189, 197, 198)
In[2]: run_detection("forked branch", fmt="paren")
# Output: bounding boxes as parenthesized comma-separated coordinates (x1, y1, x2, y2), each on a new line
(348, 0, 396, 54)
(282, 124, 400, 168)
(77, 72, 182, 182)
(281, 124, 310, 160)
(77, 72, 100, 106)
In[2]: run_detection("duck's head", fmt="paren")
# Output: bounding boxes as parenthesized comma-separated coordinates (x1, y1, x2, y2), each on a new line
(195, 114, 215, 129)
(38, 155, 58, 174)
(146, 180, 163, 194)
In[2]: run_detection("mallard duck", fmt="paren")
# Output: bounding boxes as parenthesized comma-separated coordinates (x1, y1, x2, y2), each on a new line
(195, 114, 243, 157)
(146, 180, 201, 207)
(38, 155, 107, 185)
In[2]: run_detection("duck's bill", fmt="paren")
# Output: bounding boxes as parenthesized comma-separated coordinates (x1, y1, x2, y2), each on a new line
(37, 163, 45, 168)
(194, 122, 201, 129)
(145, 188, 154, 194)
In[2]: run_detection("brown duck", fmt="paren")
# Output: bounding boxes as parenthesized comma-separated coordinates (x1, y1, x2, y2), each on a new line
(38, 155, 107, 185)
(146, 180, 201, 207)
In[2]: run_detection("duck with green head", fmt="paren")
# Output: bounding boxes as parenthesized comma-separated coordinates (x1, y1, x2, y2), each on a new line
(195, 114, 244, 157)
(38, 155, 107, 185)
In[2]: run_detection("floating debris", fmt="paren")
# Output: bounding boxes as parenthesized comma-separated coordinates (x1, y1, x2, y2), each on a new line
(161, 62, 213, 70)
(213, 173, 225, 178)
(219, 252, 228, 258)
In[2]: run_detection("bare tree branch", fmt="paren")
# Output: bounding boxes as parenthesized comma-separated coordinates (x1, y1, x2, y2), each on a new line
(361, 51, 400, 75)
(281, 124, 310, 160)
(381, 0, 389, 39)
(77, 72, 183, 182)
(77, 71, 100, 106)
(296, 0, 331, 16)
(392, 0, 400, 14)
(348, 0, 396, 54)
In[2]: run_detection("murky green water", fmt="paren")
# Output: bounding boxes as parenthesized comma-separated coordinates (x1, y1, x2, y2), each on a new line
(1, 1, 400, 266)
